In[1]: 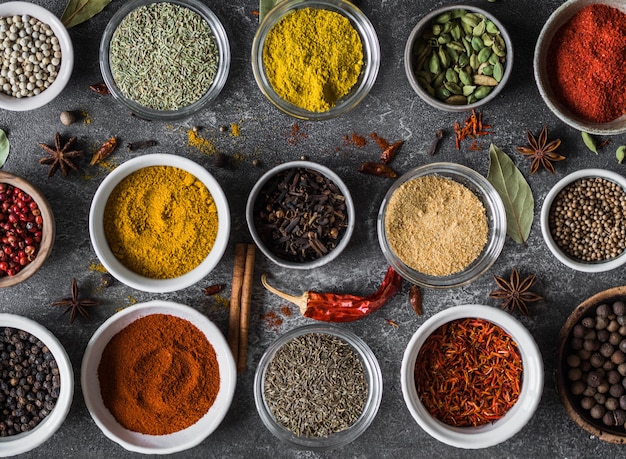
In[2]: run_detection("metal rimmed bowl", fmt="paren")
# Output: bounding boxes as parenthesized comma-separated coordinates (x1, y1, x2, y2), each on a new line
(404, 4, 513, 112)
(534, 0, 626, 135)
(99, 0, 230, 121)
(0, 2, 74, 111)
(401, 305, 543, 449)
(377, 162, 506, 288)
(253, 324, 383, 451)
(251, 0, 380, 120)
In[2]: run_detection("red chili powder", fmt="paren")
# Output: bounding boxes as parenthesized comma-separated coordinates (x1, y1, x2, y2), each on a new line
(547, 4, 626, 123)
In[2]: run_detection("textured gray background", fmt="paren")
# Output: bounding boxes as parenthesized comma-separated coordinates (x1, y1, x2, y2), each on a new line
(2, 0, 626, 457)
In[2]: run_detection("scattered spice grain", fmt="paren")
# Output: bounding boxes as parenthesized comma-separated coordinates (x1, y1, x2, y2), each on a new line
(384, 175, 488, 276)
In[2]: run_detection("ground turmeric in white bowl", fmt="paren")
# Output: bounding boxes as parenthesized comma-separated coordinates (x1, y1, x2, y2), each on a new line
(89, 154, 230, 293)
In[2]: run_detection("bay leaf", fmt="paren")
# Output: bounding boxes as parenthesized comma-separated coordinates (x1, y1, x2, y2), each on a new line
(487, 143, 534, 244)
(0, 129, 9, 168)
(61, 0, 112, 29)
(259, 0, 282, 23)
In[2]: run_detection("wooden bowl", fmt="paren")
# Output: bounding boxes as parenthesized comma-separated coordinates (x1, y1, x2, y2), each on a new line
(557, 286, 626, 444)
(0, 171, 55, 288)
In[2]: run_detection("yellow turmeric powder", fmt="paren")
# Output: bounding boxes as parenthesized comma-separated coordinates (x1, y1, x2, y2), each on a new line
(103, 166, 218, 279)
(263, 8, 363, 112)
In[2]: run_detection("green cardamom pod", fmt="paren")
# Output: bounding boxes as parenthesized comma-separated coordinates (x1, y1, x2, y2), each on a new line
(444, 81, 463, 95)
(432, 24, 442, 36)
(462, 37, 472, 55)
(493, 62, 504, 82)
(434, 12, 452, 24)
(416, 70, 432, 82)
(441, 22, 453, 34)
(474, 85, 492, 99)
(467, 93, 477, 104)
(581, 131, 598, 154)
(470, 53, 480, 70)
(473, 74, 499, 86)
(472, 20, 486, 37)
(478, 47, 492, 63)
(433, 71, 446, 88)
(437, 33, 452, 45)
(488, 52, 500, 65)
(459, 69, 473, 85)
(457, 53, 470, 67)
(445, 68, 459, 83)
(481, 33, 494, 47)
(461, 13, 480, 27)
(438, 48, 450, 68)
(445, 94, 467, 105)
(486, 20, 499, 34)
(617, 145, 626, 164)
(450, 24, 462, 41)
(481, 64, 494, 76)
(471, 36, 484, 52)
(429, 52, 440, 74)
(446, 41, 466, 53)
(451, 8, 466, 19)
(462, 85, 476, 96)
(435, 86, 451, 100)
(492, 43, 506, 57)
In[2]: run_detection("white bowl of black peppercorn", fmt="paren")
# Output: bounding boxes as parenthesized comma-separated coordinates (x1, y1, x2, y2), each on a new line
(540, 169, 626, 272)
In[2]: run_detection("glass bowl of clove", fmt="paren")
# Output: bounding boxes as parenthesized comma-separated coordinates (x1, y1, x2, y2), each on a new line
(246, 161, 355, 269)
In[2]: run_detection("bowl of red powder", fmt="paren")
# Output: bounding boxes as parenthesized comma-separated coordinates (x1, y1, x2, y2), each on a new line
(534, 0, 626, 134)
(80, 300, 236, 454)
(401, 304, 543, 448)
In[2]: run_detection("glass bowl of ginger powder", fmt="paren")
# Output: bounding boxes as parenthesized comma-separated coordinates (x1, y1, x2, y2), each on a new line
(377, 162, 506, 288)
(251, 0, 380, 120)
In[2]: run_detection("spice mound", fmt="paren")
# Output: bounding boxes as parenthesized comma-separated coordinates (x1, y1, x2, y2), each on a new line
(563, 299, 626, 432)
(262, 7, 363, 112)
(547, 4, 626, 123)
(253, 167, 349, 263)
(0, 183, 44, 277)
(549, 177, 626, 263)
(0, 15, 62, 98)
(103, 166, 219, 279)
(384, 174, 488, 276)
(97, 314, 220, 435)
(109, 2, 219, 111)
(414, 318, 523, 427)
(263, 332, 368, 437)
(0, 327, 60, 437)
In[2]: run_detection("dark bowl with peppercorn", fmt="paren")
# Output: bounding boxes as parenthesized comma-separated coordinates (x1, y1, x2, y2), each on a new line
(0, 2, 74, 111)
(404, 5, 513, 112)
(557, 286, 626, 444)
(534, 0, 626, 135)
(540, 169, 626, 273)
(246, 161, 355, 270)
(0, 313, 73, 455)
(0, 171, 55, 288)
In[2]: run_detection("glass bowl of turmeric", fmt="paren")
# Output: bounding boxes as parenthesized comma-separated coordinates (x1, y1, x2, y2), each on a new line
(251, 0, 380, 120)
(88, 154, 230, 293)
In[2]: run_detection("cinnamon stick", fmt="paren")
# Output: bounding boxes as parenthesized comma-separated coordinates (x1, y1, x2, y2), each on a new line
(228, 243, 247, 367)
(237, 244, 256, 373)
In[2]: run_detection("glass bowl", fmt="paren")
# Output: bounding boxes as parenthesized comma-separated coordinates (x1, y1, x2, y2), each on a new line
(246, 160, 355, 269)
(0, 313, 73, 456)
(81, 300, 237, 454)
(0, 2, 73, 111)
(534, 0, 626, 135)
(401, 305, 543, 449)
(540, 168, 626, 273)
(88, 154, 230, 293)
(377, 162, 506, 288)
(251, 0, 380, 120)
(404, 5, 513, 112)
(253, 324, 382, 451)
(99, 0, 230, 121)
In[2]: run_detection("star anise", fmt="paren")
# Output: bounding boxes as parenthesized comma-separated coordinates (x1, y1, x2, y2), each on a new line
(516, 126, 564, 175)
(38, 132, 83, 177)
(52, 278, 99, 324)
(489, 267, 543, 316)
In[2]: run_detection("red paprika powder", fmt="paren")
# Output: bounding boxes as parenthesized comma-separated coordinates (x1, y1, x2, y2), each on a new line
(98, 314, 220, 435)
(547, 4, 626, 123)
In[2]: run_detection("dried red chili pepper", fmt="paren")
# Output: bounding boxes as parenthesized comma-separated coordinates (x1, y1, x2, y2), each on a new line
(380, 140, 403, 164)
(261, 266, 403, 322)
(358, 162, 398, 178)
(409, 284, 423, 315)
(89, 82, 111, 95)
(90, 136, 118, 166)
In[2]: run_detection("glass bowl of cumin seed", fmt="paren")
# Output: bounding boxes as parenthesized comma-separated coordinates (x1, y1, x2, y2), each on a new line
(254, 324, 383, 451)
(99, 0, 230, 121)
(246, 161, 355, 269)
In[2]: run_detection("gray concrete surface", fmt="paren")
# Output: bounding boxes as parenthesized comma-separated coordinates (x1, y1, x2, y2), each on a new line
(2, 0, 626, 457)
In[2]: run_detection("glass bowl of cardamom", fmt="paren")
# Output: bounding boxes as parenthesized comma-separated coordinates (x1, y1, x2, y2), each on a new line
(251, 0, 380, 120)
(254, 324, 383, 451)
(377, 162, 507, 288)
(404, 5, 513, 112)
(99, 0, 230, 121)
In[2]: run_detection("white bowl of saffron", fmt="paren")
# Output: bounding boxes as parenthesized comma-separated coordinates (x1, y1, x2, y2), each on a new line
(401, 305, 543, 449)
(81, 301, 236, 454)
(88, 154, 230, 293)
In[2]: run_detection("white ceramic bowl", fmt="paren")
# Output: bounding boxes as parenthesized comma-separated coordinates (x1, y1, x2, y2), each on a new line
(254, 324, 383, 450)
(540, 169, 626, 272)
(89, 154, 230, 292)
(401, 305, 543, 449)
(246, 161, 355, 269)
(404, 5, 513, 112)
(0, 2, 74, 111)
(0, 313, 73, 457)
(251, 0, 380, 120)
(377, 162, 506, 288)
(81, 301, 236, 455)
(534, 0, 626, 135)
